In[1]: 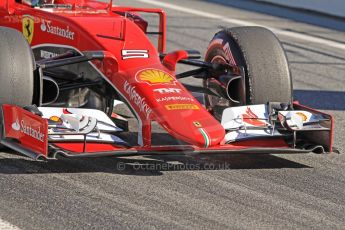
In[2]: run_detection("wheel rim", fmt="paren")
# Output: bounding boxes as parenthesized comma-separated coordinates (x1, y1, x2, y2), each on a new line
(204, 55, 229, 113)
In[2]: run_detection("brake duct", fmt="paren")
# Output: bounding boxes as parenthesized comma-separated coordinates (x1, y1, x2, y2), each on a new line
(206, 74, 246, 105)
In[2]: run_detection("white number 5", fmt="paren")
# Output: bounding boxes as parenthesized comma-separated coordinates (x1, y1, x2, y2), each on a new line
(122, 50, 149, 59)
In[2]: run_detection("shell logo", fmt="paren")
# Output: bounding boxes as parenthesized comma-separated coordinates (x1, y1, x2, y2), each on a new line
(49, 116, 63, 124)
(296, 112, 308, 122)
(136, 69, 176, 85)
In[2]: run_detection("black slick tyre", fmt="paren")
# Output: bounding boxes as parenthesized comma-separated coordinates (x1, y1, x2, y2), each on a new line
(205, 26, 293, 105)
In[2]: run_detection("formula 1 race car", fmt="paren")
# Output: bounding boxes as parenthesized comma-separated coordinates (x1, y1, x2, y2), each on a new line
(0, 0, 334, 160)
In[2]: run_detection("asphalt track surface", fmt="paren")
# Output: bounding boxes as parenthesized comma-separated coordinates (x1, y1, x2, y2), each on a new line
(1, 0, 345, 229)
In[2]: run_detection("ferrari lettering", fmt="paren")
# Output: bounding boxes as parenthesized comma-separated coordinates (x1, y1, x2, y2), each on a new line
(124, 81, 152, 119)
(122, 50, 149, 59)
(41, 50, 59, 59)
(11, 119, 45, 142)
(41, 20, 75, 40)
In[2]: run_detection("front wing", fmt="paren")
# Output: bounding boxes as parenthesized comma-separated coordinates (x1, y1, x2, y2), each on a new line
(0, 103, 334, 160)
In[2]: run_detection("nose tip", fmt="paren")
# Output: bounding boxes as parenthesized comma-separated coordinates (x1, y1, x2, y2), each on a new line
(197, 127, 212, 148)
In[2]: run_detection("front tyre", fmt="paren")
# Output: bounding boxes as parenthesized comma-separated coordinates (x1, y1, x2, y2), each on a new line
(0, 27, 35, 106)
(205, 26, 293, 109)
(0, 27, 35, 149)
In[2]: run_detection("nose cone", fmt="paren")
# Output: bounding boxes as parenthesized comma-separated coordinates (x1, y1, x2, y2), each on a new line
(121, 67, 225, 148)
(157, 109, 225, 148)
(190, 121, 225, 148)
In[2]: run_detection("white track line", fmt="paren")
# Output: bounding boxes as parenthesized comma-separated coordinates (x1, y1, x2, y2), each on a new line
(136, 0, 345, 50)
(0, 219, 20, 230)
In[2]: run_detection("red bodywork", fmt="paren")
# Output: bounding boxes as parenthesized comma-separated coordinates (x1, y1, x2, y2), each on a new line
(0, 0, 224, 150)
(2, 104, 48, 156)
(0, 0, 334, 158)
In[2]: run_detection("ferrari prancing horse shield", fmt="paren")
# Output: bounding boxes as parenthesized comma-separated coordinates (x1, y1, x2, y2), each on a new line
(22, 16, 34, 44)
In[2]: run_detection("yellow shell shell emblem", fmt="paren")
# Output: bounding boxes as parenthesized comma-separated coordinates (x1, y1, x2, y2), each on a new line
(296, 112, 308, 121)
(137, 69, 176, 85)
(22, 16, 35, 44)
(49, 116, 63, 124)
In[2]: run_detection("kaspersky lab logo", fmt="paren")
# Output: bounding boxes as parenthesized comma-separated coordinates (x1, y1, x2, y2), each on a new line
(11, 119, 45, 142)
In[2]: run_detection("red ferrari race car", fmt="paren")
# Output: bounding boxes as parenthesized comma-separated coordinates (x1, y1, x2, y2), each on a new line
(0, 0, 334, 160)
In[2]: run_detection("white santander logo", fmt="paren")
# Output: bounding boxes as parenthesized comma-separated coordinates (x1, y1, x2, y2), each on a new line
(11, 119, 20, 131)
(11, 119, 45, 142)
